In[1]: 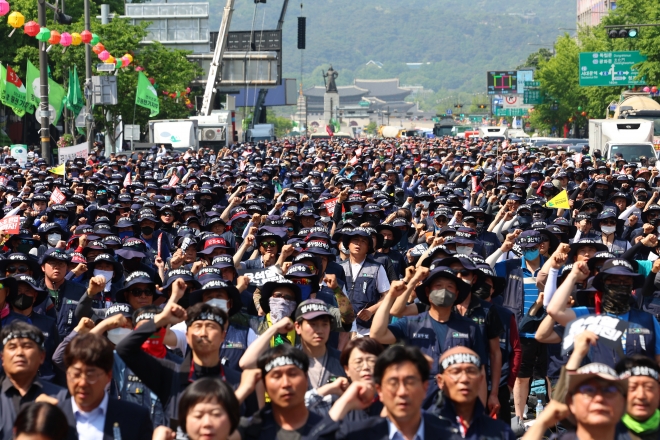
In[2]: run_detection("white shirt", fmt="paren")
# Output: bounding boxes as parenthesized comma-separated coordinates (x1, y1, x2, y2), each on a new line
(72, 392, 109, 440)
(388, 415, 424, 440)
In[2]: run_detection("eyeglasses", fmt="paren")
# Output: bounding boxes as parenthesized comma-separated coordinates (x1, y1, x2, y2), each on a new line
(349, 357, 377, 369)
(129, 288, 154, 297)
(161, 212, 174, 217)
(383, 376, 422, 392)
(444, 366, 481, 381)
(6, 265, 29, 274)
(286, 227, 295, 232)
(576, 383, 620, 399)
(452, 269, 471, 277)
(473, 216, 485, 221)
(260, 241, 277, 248)
(66, 368, 105, 384)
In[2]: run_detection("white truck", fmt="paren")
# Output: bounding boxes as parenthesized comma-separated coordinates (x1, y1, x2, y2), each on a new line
(588, 119, 657, 167)
(247, 124, 276, 143)
(479, 126, 508, 141)
(148, 119, 199, 150)
(189, 110, 231, 148)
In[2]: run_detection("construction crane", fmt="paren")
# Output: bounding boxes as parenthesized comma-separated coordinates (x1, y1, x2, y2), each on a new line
(199, 0, 235, 116)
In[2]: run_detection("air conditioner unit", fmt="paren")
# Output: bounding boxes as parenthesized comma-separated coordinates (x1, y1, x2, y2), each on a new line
(201, 128, 225, 141)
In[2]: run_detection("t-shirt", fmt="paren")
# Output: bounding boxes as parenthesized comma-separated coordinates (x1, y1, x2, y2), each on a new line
(307, 354, 326, 390)
(237, 407, 324, 440)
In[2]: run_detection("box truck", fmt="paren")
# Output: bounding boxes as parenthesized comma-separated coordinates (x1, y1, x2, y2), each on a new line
(588, 119, 657, 167)
(148, 119, 199, 150)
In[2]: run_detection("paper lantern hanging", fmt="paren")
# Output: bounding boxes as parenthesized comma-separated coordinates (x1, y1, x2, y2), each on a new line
(60, 32, 72, 46)
(24, 20, 40, 37)
(149, 77, 155, 85)
(80, 30, 92, 44)
(70, 32, 81, 46)
(98, 50, 109, 61)
(7, 11, 24, 37)
(120, 56, 130, 66)
(92, 42, 104, 54)
(0, 0, 10, 16)
(105, 55, 115, 64)
(48, 29, 60, 44)
(115, 58, 123, 68)
(652, 86, 658, 93)
(35, 26, 50, 42)
(90, 33, 100, 45)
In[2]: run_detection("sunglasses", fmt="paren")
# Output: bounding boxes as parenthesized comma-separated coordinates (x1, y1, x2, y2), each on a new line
(6, 265, 29, 274)
(576, 383, 620, 399)
(162, 212, 174, 217)
(129, 288, 154, 298)
(600, 220, 616, 226)
(260, 241, 277, 248)
(451, 269, 471, 277)
(286, 227, 295, 232)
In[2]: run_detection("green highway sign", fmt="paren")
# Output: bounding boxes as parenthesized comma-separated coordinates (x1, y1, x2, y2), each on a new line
(495, 108, 528, 117)
(524, 89, 543, 105)
(579, 51, 647, 87)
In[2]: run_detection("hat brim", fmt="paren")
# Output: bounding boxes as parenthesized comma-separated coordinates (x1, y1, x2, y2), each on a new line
(115, 249, 147, 260)
(189, 282, 242, 316)
(567, 242, 609, 261)
(259, 282, 302, 313)
(567, 372, 627, 394)
(592, 269, 644, 292)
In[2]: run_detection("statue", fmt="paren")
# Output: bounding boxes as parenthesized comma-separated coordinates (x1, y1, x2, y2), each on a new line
(323, 66, 338, 94)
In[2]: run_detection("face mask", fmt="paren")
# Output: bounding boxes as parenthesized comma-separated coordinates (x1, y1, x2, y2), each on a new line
(594, 189, 608, 199)
(200, 199, 212, 207)
(339, 243, 349, 255)
(163, 195, 172, 202)
(47, 233, 61, 247)
(600, 225, 616, 235)
(428, 288, 456, 307)
(476, 221, 484, 232)
(141, 226, 154, 236)
(523, 248, 540, 260)
(381, 238, 394, 249)
(472, 282, 492, 300)
(107, 327, 132, 345)
(206, 298, 228, 312)
(93, 269, 114, 292)
(233, 222, 248, 236)
(297, 285, 313, 301)
(53, 218, 68, 229)
(12, 294, 34, 311)
(96, 196, 108, 206)
(119, 230, 134, 239)
(456, 245, 473, 255)
(518, 215, 532, 226)
(437, 184, 445, 190)
(17, 243, 32, 254)
(269, 297, 297, 323)
(601, 284, 632, 315)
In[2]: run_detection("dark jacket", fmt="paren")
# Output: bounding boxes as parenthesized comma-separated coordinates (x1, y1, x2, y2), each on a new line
(307, 411, 453, 440)
(58, 396, 153, 440)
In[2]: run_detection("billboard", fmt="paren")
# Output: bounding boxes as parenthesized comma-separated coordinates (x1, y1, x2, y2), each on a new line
(230, 78, 297, 107)
(487, 71, 518, 95)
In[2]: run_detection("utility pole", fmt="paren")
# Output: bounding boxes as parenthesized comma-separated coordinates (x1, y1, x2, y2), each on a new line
(37, 0, 51, 164)
(84, 0, 93, 154)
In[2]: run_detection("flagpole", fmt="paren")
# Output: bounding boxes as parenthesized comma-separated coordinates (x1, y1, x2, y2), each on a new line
(132, 98, 137, 151)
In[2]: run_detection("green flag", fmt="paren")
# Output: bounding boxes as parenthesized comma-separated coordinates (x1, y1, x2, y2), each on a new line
(48, 78, 65, 126)
(64, 66, 83, 117)
(330, 118, 340, 133)
(0, 64, 26, 117)
(135, 72, 159, 117)
(25, 60, 39, 113)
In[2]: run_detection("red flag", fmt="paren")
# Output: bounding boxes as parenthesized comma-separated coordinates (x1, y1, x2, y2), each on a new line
(123, 172, 131, 188)
(323, 197, 338, 216)
(50, 187, 66, 204)
(168, 174, 179, 186)
(326, 125, 334, 136)
(6, 65, 23, 88)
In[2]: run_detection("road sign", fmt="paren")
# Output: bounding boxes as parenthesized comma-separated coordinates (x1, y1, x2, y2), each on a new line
(579, 51, 647, 87)
(524, 89, 543, 105)
(96, 63, 115, 72)
(495, 108, 529, 117)
(446, 109, 452, 115)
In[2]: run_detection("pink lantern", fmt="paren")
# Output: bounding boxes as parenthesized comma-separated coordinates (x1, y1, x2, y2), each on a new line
(644, 86, 651, 92)
(60, 32, 72, 47)
(0, 0, 10, 16)
(135, 66, 144, 71)
(121, 56, 130, 66)
(98, 50, 109, 61)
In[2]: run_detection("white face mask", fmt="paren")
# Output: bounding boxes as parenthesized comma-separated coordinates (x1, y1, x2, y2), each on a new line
(107, 327, 132, 345)
(420, 201, 430, 208)
(93, 269, 114, 292)
(47, 233, 61, 247)
(600, 225, 616, 235)
(456, 245, 473, 255)
(206, 298, 228, 312)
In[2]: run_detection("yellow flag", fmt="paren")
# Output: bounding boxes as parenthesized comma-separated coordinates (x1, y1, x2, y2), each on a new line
(545, 190, 570, 209)
(49, 164, 65, 175)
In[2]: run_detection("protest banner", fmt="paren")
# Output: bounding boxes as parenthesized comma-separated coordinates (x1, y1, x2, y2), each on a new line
(238, 267, 289, 287)
(10, 144, 27, 167)
(561, 314, 628, 357)
(169, 174, 180, 187)
(50, 187, 66, 204)
(0, 215, 20, 234)
(323, 197, 338, 216)
(58, 142, 88, 163)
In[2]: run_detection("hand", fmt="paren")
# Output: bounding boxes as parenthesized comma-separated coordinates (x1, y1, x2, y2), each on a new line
(411, 266, 429, 283)
(636, 200, 646, 209)
(244, 234, 255, 248)
(236, 275, 250, 292)
(653, 259, 660, 274)
(154, 303, 187, 328)
(191, 260, 206, 275)
(357, 308, 373, 321)
(323, 273, 338, 290)
(251, 213, 262, 225)
(170, 278, 187, 304)
(78, 234, 89, 249)
(74, 317, 95, 334)
(103, 313, 128, 330)
(643, 223, 655, 235)
(487, 393, 500, 416)
(571, 261, 590, 282)
(500, 230, 521, 253)
(72, 263, 87, 277)
(628, 214, 639, 226)
(35, 394, 60, 406)
(549, 243, 570, 269)
(152, 426, 176, 440)
(236, 368, 262, 396)
(641, 234, 658, 248)
(87, 275, 107, 297)
(339, 381, 376, 412)
(154, 256, 165, 270)
(280, 244, 295, 259)
(273, 317, 294, 333)
(317, 377, 349, 397)
(578, 218, 591, 233)
(432, 236, 445, 247)
(169, 249, 184, 269)
(536, 400, 570, 429)
(338, 187, 350, 203)
(573, 330, 599, 359)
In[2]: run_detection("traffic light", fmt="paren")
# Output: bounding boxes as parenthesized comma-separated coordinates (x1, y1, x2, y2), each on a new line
(54, 9, 73, 25)
(608, 27, 638, 38)
(454, 104, 463, 109)
(477, 104, 487, 109)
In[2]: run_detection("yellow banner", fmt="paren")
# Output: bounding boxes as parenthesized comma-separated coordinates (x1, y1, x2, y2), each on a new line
(545, 190, 570, 209)
(49, 163, 65, 175)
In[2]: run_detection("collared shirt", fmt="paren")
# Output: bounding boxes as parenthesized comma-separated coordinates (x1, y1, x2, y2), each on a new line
(388, 415, 425, 440)
(1, 375, 46, 415)
(72, 392, 109, 440)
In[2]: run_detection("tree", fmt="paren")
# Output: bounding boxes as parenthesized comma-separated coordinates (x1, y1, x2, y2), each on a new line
(364, 121, 378, 135)
(516, 48, 554, 70)
(266, 110, 293, 138)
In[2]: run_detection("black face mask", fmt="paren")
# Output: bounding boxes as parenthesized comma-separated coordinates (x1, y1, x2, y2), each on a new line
(13, 294, 34, 311)
(601, 284, 632, 315)
(200, 199, 213, 207)
(141, 226, 154, 236)
(96, 196, 108, 206)
(518, 215, 532, 226)
(123, 259, 141, 271)
(594, 189, 608, 199)
(472, 282, 491, 300)
(381, 238, 394, 249)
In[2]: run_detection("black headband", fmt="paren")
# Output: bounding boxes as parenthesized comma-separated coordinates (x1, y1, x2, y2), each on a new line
(188, 312, 225, 328)
(264, 356, 304, 373)
(2, 331, 44, 349)
(439, 353, 481, 373)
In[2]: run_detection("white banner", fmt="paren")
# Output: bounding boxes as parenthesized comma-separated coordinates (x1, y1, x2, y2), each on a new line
(58, 142, 88, 163)
(10, 145, 28, 167)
